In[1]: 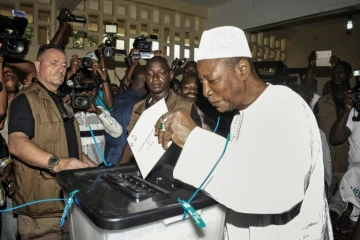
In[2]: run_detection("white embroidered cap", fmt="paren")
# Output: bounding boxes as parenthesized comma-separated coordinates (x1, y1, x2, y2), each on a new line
(197, 26, 252, 61)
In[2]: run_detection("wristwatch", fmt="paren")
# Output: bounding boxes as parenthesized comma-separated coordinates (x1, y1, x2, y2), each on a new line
(48, 155, 60, 173)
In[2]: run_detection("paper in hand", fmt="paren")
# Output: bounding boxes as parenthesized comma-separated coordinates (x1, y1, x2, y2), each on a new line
(127, 99, 171, 178)
(316, 50, 331, 67)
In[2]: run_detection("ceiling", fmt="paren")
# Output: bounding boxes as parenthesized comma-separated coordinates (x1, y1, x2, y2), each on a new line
(175, 0, 233, 8)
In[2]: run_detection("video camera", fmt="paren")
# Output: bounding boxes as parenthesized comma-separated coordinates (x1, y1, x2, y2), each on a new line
(101, 23, 127, 58)
(62, 80, 93, 110)
(124, 34, 159, 67)
(0, 13, 29, 56)
(352, 70, 360, 103)
(57, 8, 86, 23)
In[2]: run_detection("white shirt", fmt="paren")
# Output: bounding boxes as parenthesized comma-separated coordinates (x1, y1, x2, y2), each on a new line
(310, 93, 320, 110)
(174, 84, 332, 240)
(320, 130, 332, 187)
(346, 109, 360, 165)
(75, 106, 122, 165)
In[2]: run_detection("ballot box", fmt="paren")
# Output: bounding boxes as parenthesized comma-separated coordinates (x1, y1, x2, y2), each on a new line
(56, 164, 226, 240)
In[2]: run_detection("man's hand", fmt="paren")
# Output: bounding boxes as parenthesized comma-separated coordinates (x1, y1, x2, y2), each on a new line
(92, 62, 107, 80)
(88, 103, 102, 115)
(1, 162, 15, 195)
(154, 109, 197, 150)
(63, 94, 71, 106)
(308, 51, 317, 67)
(343, 90, 354, 110)
(57, 8, 71, 22)
(69, 54, 82, 75)
(54, 158, 88, 173)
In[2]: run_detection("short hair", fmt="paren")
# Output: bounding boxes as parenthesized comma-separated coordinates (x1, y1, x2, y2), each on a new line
(79, 76, 99, 90)
(132, 65, 146, 80)
(36, 44, 65, 60)
(287, 83, 313, 106)
(181, 74, 199, 87)
(334, 61, 352, 79)
(224, 57, 255, 72)
(145, 56, 170, 72)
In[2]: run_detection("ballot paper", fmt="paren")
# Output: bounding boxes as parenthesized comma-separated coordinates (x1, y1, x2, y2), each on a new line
(316, 50, 332, 67)
(127, 99, 171, 178)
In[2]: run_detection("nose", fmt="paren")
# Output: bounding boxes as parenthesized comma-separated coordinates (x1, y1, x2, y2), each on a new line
(202, 82, 212, 98)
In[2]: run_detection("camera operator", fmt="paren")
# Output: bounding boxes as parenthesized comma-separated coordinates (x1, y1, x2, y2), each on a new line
(7, 44, 95, 239)
(0, 49, 18, 240)
(71, 75, 122, 165)
(121, 48, 140, 89)
(329, 89, 360, 233)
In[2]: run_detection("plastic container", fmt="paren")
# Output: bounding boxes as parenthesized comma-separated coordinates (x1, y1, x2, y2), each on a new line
(57, 164, 226, 240)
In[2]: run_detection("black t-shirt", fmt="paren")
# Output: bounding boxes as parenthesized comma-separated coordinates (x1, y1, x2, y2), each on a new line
(8, 89, 79, 159)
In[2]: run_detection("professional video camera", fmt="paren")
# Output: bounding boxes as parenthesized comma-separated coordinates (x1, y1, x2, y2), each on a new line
(101, 23, 127, 58)
(0, 13, 29, 56)
(56, 8, 86, 23)
(124, 34, 159, 67)
(62, 80, 93, 110)
(352, 70, 360, 103)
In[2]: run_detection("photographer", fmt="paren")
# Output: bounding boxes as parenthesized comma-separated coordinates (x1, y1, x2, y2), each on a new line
(72, 76, 122, 165)
(329, 89, 360, 233)
(121, 48, 139, 89)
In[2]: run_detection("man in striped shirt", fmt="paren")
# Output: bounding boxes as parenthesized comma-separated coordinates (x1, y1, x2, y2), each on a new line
(75, 76, 122, 165)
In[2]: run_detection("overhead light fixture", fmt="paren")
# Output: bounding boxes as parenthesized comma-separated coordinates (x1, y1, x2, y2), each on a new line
(347, 15, 353, 30)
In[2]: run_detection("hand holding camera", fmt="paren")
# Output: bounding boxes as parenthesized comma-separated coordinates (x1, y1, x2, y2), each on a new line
(56, 8, 86, 23)
(343, 90, 355, 110)
(92, 61, 107, 81)
(69, 54, 82, 75)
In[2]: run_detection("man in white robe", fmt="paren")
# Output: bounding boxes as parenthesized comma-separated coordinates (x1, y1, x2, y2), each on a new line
(155, 26, 332, 240)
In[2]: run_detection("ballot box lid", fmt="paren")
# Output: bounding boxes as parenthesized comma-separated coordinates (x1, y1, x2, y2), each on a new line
(56, 164, 217, 230)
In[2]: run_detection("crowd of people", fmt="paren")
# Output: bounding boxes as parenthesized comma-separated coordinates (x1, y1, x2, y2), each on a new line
(0, 7, 359, 240)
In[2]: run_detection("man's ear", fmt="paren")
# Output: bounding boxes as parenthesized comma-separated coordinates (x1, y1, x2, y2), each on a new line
(34, 61, 40, 73)
(235, 59, 251, 81)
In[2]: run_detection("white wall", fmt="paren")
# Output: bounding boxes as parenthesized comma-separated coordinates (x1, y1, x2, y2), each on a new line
(206, 0, 360, 30)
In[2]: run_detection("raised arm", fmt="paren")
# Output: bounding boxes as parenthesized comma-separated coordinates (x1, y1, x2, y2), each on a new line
(50, 8, 70, 47)
(329, 91, 353, 145)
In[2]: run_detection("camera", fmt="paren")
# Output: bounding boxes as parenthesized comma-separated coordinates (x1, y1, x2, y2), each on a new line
(81, 57, 93, 68)
(61, 81, 94, 110)
(0, 14, 29, 56)
(171, 58, 187, 72)
(352, 70, 360, 103)
(57, 8, 86, 23)
(124, 34, 159, 67)
(101, 23, 127, 58)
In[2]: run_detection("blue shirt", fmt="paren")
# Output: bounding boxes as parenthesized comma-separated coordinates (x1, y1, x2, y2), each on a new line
(94, 90, 113, 112)
(105, 89, 142, 165)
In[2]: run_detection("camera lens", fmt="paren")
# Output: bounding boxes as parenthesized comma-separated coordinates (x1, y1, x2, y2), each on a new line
(102, 47, 114, 57)
(82, 57, 93, 68)
(75, 96, 87, 107)
(6, 40, 18, 51)
(352, 91, 360, 103)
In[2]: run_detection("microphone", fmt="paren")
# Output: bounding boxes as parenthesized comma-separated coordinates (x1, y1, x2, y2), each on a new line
(66, 80, 74, 87)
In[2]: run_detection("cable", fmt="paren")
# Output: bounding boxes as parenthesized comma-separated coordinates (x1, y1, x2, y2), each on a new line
(180, 132, 231, 220)
(88, 125, 111, 167)
(0, 198, 69, 213)
(213, 116, 220, 133)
